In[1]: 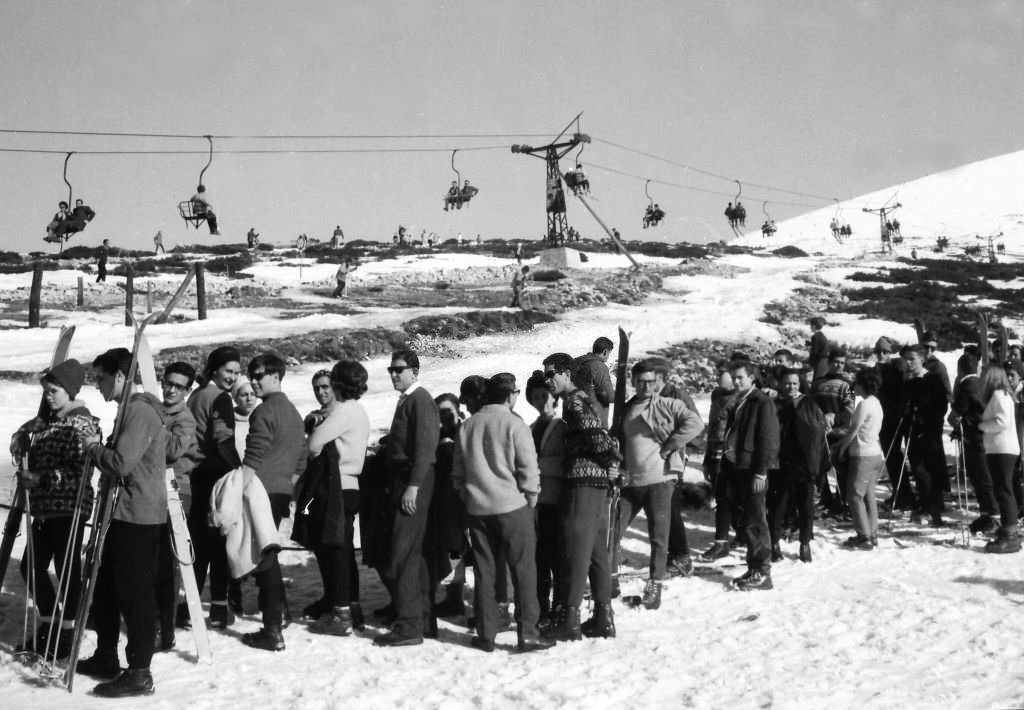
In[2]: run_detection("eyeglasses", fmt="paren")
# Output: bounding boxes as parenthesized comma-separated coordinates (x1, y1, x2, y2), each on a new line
(162, 380, 188, 391)
(250, 370, 269, 381)
(387, 366, 410, 375)
(635, 378, 658, 386)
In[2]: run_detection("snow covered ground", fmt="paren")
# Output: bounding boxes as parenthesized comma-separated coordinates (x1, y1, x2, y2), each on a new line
(1, 234, 1023, 707)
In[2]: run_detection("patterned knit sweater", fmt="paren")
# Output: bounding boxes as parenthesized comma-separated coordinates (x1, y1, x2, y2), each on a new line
(562, 390, 620, 489)
(24, 402, 100, 519)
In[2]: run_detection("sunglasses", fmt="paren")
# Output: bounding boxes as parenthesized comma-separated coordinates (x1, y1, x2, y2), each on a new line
(250, 370, 270, 381)
(543, 370, 562, 380)
(387, 366, 410, 375)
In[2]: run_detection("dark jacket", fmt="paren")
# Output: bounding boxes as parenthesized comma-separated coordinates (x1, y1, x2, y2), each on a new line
(902, 371, 949, 437)
(243, 391, 307, 497)
(808, 331, 829, 379)
(188, 381, 241, 477)
(776, 394, 827, 484)
(384, 385, 440, 486)
(91, 392, 168, 526)
(950, 374, 984, 449)
(724, 388, 779, 475)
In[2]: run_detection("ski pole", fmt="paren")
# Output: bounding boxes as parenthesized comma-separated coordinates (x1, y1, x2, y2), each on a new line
(887, 420, 914, 535)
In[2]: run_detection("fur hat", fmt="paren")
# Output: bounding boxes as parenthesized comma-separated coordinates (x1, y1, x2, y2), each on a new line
(44, 359, 85, 399)
(205, 346, 241, 375)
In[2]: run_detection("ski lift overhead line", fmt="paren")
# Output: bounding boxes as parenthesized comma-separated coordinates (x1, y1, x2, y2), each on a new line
(0, 128, 554, 140)
(0, 145, 513, 156)
(592, 136, 845, 205)
(584, 161, 823, 209)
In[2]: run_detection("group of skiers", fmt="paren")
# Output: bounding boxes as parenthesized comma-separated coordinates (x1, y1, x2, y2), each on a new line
(9, 317, 1023, 697)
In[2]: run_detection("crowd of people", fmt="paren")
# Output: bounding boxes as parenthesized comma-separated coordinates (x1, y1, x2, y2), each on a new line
(9, 318, 1024, 697)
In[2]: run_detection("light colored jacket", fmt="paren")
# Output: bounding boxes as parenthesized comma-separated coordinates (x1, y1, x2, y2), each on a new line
(210, 468, 279, 579)
(452, 404, 540, 516)
(979, 389, 1021, 456)
(619, 393, 704, 487)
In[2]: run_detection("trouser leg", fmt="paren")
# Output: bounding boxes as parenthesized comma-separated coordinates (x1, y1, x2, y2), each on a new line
(561, 486, 609, 607)
(387, 472, 434, 637)
(500, 506, 539, 635)
(739, 470, 770, 572)
(988, 454, 1020, 536)
(108, 522, 161, 669)
(468, 515, 498, 641)
(645, 481, 673, 580)
(667, 480, 690, 558)
(965, 445, 997, 515)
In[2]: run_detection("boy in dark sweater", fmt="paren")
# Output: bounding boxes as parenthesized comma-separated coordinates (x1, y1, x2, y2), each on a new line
(238, 353, 306, 651)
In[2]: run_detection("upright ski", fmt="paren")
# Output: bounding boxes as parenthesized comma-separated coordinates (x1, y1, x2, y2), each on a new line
(606, 327, 630, 557)
(64, 315, 157, 692)
(0, 325, 76, 589)
(166, 469, 212, 663)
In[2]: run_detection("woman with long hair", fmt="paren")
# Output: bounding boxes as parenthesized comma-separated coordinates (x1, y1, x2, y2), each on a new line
(978, 364, 1021, 553)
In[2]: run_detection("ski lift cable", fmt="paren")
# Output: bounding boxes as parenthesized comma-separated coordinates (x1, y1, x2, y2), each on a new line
(593, 136, 844, 204)
(584, 161, 823, 209)
(0, 144, 514, 156)
(0, 128, 555, 141)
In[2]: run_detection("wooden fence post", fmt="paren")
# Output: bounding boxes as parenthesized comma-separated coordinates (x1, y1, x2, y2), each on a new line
(77, 276, 84, 307)
(146, 281, 153, 313)
(29, 263, 42, 328)
(124, 263, 134, 326)
(195, 262, 207, 320)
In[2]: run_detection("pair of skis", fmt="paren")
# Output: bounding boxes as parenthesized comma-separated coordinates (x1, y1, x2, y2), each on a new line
(61, 316, 212, 691)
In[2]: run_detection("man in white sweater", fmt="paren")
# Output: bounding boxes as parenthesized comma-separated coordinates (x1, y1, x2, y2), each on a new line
(452, 373, 554, 653)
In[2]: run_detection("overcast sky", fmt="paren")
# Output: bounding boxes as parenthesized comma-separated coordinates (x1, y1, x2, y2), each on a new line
(1, 1, 1022, 251)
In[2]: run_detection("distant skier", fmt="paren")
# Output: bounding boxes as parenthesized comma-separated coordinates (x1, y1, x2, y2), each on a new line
(153, 230, 165, 255)
(96, 238, 109, 283)
(510, 265, 530, 308)
(247, 228, 260, 249)
(331, 225, 344, 249)
(332, 259, 351, 299)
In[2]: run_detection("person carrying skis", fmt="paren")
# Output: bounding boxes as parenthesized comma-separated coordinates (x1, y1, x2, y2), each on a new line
(575, 336, 616, 428)
(10, 359, 99, 659)
(610, 357, 703, 610)
(900, 344, 949, 527)
(76, 347, 168, 697)
(542, 352, 621, 641)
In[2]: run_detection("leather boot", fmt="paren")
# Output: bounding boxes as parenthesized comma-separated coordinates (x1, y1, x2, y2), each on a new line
(241, 625, 285, 651)
(547, 605, 581, 642)
(770, 541, 783, 562)
(310, 606, 352, 636)
(433, 583, 465, 618)
(349, 602, 365, 631)
(76, 649, 122, 680)
(93, 668, 155, 698)
(799, 542, 812, 563)
(581, 602, 616, 639)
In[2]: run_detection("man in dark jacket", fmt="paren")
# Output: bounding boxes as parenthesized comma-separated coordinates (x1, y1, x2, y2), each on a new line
(374, 350, 441, 647)
(770, 369, 826, 563)
(723, 360, 780, 590)
(238, 353, 307, 651)
(77, 348, 168, 697)
(575, 336, 616, 427)
(901, 345, 949, 526)
(874, 337, 913, 510)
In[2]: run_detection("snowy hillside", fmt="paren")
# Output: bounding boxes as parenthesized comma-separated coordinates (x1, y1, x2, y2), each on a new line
(734, 149, 1024, 259)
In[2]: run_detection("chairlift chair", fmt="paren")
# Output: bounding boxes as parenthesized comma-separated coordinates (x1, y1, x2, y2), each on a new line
(179, 135, 214, 229)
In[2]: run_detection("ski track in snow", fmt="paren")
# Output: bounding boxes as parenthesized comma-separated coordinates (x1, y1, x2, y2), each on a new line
(1, 250, 1023, 708)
